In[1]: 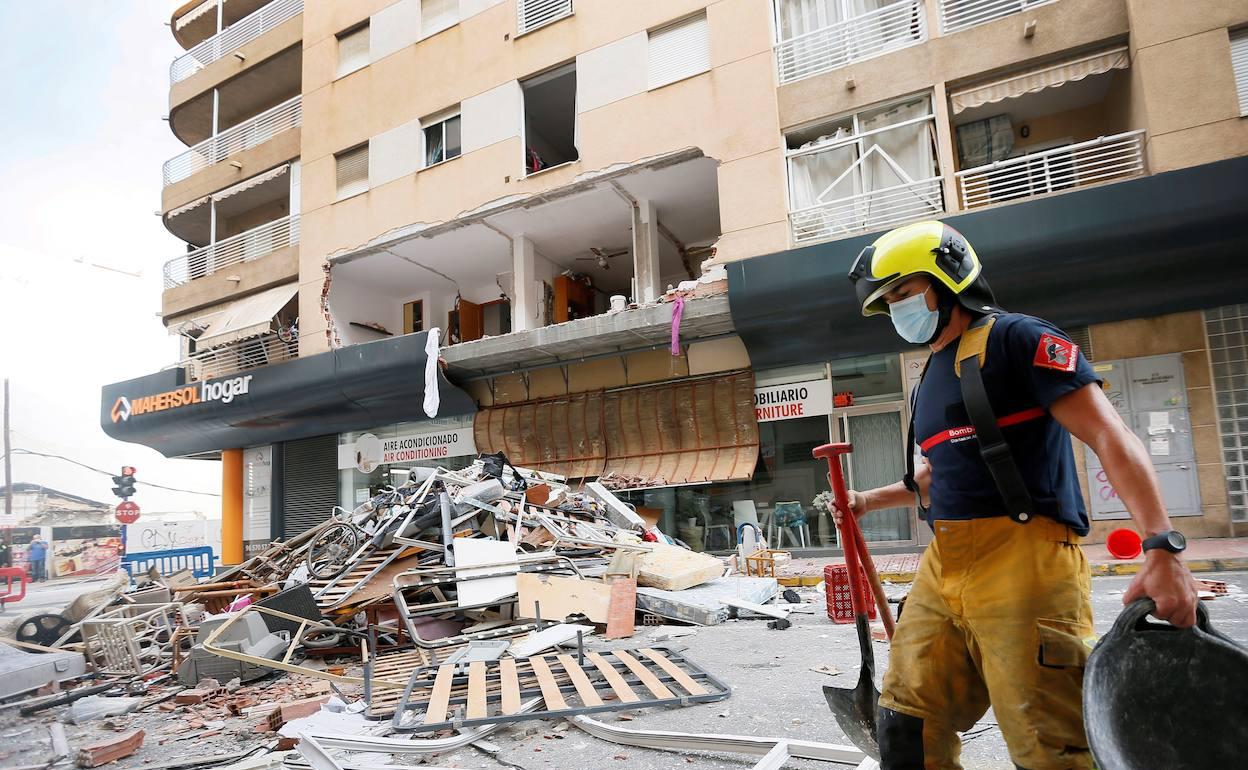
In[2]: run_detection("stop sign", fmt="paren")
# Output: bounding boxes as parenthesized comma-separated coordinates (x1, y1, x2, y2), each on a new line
(115, 501, 140, 525)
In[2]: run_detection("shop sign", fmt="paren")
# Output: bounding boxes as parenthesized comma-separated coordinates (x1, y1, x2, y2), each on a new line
(339, 427, 476, 470)
(109, 374, 254, 423)
(753, 379, 833, 422)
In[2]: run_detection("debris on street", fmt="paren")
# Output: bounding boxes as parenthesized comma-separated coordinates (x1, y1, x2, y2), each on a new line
(2, 458, 874, 769)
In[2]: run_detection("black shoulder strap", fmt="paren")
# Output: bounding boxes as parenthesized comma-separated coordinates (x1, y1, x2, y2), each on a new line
(904, 356, 931, 522)
(958, 315, 1034, 524)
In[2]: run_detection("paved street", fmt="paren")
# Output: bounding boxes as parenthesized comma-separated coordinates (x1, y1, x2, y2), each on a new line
(9, 572, 1240, 770)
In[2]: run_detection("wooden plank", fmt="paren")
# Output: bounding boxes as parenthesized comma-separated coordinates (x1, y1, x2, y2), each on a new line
(423, 665, 455, 725)
(638, 648, 708, 696)
(466, 661, 488, 720)
(499, 657, 522, 715)
(586, 651, 639, 703)
(516, 572, 612, 624)
(528, 655, 568, 711)
(556, 654, 603, 707)
(612, 650, 673, 699)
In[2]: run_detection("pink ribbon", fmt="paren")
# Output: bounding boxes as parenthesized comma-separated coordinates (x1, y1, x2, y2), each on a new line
(670, 296, 685, 356)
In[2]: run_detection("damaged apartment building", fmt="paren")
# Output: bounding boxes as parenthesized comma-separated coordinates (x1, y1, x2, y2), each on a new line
(106, 0, 1248, 565)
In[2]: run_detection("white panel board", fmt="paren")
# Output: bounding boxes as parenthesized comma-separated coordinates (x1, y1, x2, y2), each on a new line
(576, 32, 647, 113)
(461, 81, 522, 154)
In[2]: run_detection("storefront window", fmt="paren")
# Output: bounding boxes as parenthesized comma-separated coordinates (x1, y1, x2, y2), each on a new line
(619, 355, 916, 550)
(338, 415, 477, 508)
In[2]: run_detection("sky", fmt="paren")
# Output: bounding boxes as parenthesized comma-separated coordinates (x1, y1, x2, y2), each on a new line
(0, 1, 222, 515)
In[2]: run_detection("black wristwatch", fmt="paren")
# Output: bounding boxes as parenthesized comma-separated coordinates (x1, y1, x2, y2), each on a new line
(1141, 530, 1186, 554)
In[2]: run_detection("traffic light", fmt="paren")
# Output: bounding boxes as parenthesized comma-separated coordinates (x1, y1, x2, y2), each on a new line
(111, 466, 137, 500)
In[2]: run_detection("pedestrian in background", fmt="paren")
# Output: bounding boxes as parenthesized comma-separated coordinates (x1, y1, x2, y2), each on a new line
(27, 535, 48, 582)
(0, 539, 10, 568)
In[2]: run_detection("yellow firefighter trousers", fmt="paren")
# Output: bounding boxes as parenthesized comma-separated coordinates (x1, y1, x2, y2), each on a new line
(879, 516, 1095, 770)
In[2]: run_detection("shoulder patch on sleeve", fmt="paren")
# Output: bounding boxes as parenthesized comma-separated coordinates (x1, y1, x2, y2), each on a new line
(1034, 333, 1079, 372)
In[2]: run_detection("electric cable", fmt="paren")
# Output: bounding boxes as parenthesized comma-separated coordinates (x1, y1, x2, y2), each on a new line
(5, 448, 220, 496)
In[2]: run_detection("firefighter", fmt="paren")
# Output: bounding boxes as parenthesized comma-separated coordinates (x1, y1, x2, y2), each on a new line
(836, 221, 1199, 770)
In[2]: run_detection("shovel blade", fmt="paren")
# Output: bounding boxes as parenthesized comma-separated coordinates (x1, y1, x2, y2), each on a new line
(823, 670, 880, 759)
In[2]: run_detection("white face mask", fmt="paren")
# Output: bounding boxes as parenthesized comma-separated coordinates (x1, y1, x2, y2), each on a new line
(889, 289, 939, 344)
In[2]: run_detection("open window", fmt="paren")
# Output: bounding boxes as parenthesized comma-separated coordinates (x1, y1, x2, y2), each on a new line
(423, 110, 462, 167)
(522, 63, 578, 174)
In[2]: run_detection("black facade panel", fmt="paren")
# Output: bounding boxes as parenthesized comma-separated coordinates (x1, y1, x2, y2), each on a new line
(281, 435, 338, 540)
(727, 156, 1248, 370)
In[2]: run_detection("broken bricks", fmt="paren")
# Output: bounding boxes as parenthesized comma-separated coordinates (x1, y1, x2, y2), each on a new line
(76, 729, 145, 768)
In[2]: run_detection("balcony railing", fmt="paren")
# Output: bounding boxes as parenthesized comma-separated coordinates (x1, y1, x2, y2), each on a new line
(938, 0, 1055, 35)
(163, 96, 301, 186)
(790, 177, 944, 244)
(170, 0, 302, 84)
(184, 332, 297, 381)
(775, 0, 927, 85)
(955, 130, 1146, 210)
(163, 215, 300, 288)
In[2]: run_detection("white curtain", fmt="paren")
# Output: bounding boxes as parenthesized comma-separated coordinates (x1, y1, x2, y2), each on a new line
(858, 97, 935, 192)
(776, 0, 843, 40)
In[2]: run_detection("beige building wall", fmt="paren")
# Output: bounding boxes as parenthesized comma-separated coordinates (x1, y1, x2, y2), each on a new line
(1123, 0, 1248, 173)
(295, 0, 785, 355)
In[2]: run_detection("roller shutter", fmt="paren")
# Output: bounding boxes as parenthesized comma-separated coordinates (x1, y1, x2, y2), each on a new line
(281, 434, 338, 539)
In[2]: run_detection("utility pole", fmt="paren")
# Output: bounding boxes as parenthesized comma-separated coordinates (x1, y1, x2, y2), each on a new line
(3, 378, 11, 548)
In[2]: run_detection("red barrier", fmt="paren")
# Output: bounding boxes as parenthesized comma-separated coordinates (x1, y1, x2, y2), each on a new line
(0, 567, 28, 609)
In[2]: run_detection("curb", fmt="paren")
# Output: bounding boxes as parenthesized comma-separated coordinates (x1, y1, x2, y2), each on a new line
(780, 557, 1248, 586)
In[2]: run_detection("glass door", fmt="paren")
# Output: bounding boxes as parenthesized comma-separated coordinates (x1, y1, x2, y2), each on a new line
(836, 404, 913, 542)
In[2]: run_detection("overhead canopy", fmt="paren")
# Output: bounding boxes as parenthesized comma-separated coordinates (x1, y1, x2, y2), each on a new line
(101, 330, 477, 458)
(727, 155, 1248, 370)
(951, 46, 1129, 114)
(473, 370, 759, 487)
(198, 283, 297, 348)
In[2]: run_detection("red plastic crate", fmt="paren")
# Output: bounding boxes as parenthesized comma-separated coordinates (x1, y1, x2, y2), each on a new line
(824, 563, 875, 623)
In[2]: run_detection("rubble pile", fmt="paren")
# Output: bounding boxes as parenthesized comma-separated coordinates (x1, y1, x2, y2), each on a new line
(0, 458, 818, 770)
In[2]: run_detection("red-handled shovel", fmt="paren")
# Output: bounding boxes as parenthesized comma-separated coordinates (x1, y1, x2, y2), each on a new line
(813, 442, 884, 759)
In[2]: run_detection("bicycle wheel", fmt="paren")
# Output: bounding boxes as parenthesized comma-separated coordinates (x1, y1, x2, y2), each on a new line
(306, 523, 360, 579)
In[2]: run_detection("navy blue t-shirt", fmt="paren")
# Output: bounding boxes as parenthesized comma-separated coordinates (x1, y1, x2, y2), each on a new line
(913, 313, 1101, 535)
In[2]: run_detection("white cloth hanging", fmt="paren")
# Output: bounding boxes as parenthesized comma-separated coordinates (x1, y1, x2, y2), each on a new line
(423, 327, 441, 419)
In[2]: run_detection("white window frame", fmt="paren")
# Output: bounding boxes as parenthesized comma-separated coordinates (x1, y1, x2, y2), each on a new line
(647, 12, 711, 91)
(422, 109, 462, 169)
(1231, 27, 1248, 118)
(517, 0, 573, 37)
(335, 143, 370, 200)
(336, 22, 370, 79)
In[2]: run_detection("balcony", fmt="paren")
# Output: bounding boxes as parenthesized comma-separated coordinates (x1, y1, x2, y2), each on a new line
(170, 0, 302, 84)
(163, 96, 301, 186)
(164, 214, 300, 288)
(183, 331, 297, 381)
(774, 0, 927, 85)
(790, 177, 944, 244)
(956, 130, 1145, 209)
(937, 0, 1055, 35)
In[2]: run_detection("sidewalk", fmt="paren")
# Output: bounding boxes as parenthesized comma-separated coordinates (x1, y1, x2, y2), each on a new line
(776, 536, 1248, 585)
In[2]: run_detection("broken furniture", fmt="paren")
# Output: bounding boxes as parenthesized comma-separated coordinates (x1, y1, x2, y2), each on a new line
(0, 641, 87, 700)
(744, 548, 788, 578)
(181, 609, 288, 685)
(79, 602, 185, 676)
(391, 646, 729, 732)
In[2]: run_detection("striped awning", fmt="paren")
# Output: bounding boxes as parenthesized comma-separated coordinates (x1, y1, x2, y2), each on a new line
(951, 46, 1129, 115)
(197, 283, 297, 348)
(473, 370, 759, 487)
(175, 0, 222, 31)
(166, 164, 289, 221)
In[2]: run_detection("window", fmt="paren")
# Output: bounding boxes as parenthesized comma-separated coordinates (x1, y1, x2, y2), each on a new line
(423, 112, 462, 167)
(648, 13, 710, 90)
(335, 144, 369, 199)
(422, 0, 459, 34)
(403, 300, 424, 334)
(522, 63, 579, 174)
(772, 0, 926, 84)
(785, 94, 943, 242)
(336, 23, 369, 78)
(518, 0, 573, 36)
(1232, 28, 1248, 117)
